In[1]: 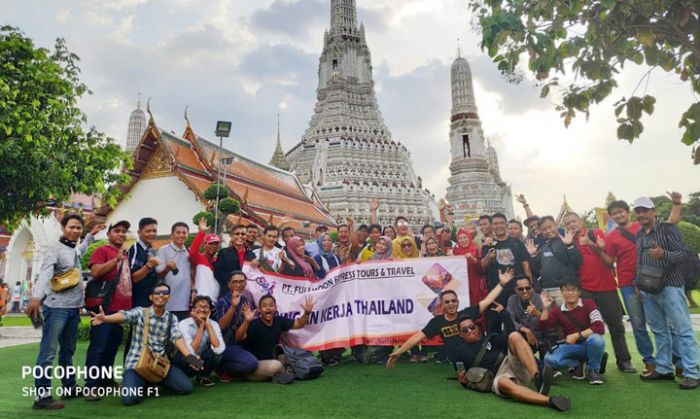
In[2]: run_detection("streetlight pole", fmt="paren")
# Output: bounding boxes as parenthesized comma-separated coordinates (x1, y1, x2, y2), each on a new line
(214, 121, 232, 235)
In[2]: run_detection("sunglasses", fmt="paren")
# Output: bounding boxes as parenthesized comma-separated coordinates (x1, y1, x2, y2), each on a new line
(152, 290, 170, 296)
(516, 286, 532, 292)
(460, 324, 477, 333)
(396, 221, 409, 227)
(401, 243, 412, 248)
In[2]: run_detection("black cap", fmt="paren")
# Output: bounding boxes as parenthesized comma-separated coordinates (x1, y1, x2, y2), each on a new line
(108, 220, 131, 232)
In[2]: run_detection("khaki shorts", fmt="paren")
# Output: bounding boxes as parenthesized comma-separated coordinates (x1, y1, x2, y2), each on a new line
(492, 351, 531, 396)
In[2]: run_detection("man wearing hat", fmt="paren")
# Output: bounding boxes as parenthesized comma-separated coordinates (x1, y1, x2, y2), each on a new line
(633, 197, 699, 389)
(84, 220, 134, 400)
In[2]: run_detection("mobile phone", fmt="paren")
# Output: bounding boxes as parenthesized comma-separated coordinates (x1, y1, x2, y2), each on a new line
(30, 313, 44, 329)
(455, 361, 465, 372)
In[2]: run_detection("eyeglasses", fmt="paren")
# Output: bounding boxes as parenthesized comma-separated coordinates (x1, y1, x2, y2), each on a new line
(194, 306, 211, 312)
(230, 280, 246, 284)
(396, 221, 409, 227)
(152, 290, 170, 296)
(516, 286, 532, 292)
(460, 324, 477, 333)
(233, 232, 246, 236)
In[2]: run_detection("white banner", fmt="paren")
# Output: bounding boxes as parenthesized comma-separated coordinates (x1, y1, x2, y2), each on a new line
(242, 256, 469, 351)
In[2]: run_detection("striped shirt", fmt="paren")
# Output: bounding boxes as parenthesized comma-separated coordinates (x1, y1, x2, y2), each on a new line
(635, 219, 688, 287)
(121, 306, 181, 370)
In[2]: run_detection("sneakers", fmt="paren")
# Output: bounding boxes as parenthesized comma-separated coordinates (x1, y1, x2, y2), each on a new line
(617, 360, 636, 373)
(571, 362, 585, 380)
(535, 365, 554, 395)
(599, 352, 609, 375)
(588, 370, 604, 385)
(216, 369, 235, 383)
(548, 395, 572, 412)
(641, 364, 656, 377)
(272, 371, 295, 385)
(409, 355, 420, 363)
(323, 359, 339, 367)
(32, 397, 64, 410)
(196, 376, 216, 387)
(640, 371, 675, 381)
(679, 377, 699, 390)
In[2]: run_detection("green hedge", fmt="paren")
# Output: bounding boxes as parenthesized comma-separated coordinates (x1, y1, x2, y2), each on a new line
(679, 221, 700, 254)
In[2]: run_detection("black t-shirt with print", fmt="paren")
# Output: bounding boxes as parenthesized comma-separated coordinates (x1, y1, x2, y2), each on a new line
(482, 237, 529, 305)
(421, 305, 480, 359)
(242, 315, 294, 360)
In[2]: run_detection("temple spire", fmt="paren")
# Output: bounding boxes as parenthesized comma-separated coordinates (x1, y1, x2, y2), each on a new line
(331, 0, 358, 34)
(457, 38, 461, 58)
(269, 113, 290, 171)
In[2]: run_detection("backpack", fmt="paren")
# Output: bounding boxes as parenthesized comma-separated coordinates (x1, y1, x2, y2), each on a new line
(275, 345, 324, 380)
(680, 248, 700, 289)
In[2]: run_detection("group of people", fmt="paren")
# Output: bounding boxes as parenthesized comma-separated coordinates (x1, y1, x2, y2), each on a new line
(25, 191, 699, 412)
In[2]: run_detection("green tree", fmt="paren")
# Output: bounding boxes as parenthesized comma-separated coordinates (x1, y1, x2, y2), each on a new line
(0, 26, 129, 226)
(470, 1, 700, 164)
(650, 193, 700, 227)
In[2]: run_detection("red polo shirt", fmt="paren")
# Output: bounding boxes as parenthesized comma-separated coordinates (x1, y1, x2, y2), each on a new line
(604, 222, 641, 287)
(574, 228, 617, 292)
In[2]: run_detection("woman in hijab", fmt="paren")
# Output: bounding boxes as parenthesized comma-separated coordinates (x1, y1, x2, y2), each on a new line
(314, 233, 341, 279)
(452, 228, 488, 307)
(279, 237, 321, 280)
(393, 236, 419, 259)
(369, 236, 393, 261)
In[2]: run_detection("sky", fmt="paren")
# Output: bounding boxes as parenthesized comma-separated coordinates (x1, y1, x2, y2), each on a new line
(2, 0, 698, 220)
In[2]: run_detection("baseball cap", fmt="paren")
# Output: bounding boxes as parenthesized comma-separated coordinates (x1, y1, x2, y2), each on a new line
(204, 234, 221, 244)
(632, 197, 655, 209)
(108, 220, 130, 232)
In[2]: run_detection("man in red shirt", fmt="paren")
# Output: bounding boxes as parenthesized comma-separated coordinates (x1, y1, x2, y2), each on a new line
(562, 212, 634, 373)
(84, 220, 133, 400)
(539, 277, 608, 385)
(603, 200, 654, 375)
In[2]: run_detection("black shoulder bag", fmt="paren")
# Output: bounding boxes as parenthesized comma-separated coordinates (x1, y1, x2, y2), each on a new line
(84, 260, 122, 313)
(465, 337, 505, 392)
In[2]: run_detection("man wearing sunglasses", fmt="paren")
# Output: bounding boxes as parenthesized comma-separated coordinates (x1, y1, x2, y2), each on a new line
(386, 269, 515, 368)
(213, 224, 256, 299)
(175, 296, 224, 387)
(90, 283, 202, 405)
(452, 309, 570, 412)
(506, 275, 546, 353)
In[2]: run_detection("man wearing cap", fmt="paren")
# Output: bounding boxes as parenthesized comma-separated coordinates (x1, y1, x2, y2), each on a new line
(157, 222, 192, 321)
(190, 217, 223, 303)
(633, 197, 699, 389)
(452, 305, 570, 412)
(305, 225, 328, 258)
(84, 220, 134, 400)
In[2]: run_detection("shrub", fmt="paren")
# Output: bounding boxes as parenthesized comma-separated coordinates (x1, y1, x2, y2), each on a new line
(679, 221, 700, 254)
(192, 211, 215, 227)
(203, 184, 228, 200)
(81, 240, 108, 270)
(218, 198, 240, 214)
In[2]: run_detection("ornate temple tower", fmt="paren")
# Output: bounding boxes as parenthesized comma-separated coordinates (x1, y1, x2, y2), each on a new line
(445, 49, 513, 220)
(126, 94, 147, 152)
(286, 0, 433, 226)
(269, 114, 290, 171)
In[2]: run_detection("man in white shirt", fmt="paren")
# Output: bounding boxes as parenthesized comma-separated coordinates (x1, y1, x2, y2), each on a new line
(254, 225, 285, 272)
(176, 296, 225, 387)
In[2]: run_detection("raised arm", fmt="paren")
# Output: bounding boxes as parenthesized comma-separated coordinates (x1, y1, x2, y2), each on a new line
(477, 269, 514, 313)
(369, 198, 379, 225)
(89, 306, 126, 326)
(293, 296, 315, 329)
(666, 191, 682, 224)
(515, 194, 535, 218)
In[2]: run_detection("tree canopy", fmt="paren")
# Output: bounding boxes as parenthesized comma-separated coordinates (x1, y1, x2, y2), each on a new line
(470, 0, 700, 164)
(0, 25, 129, 226)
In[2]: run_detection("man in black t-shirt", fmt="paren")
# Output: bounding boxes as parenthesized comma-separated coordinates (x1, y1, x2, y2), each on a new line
(385, 269, 515, 368)
(237, 294, 314, 383)
(452, 313, 570, 412)
(481, 213, 531, 306)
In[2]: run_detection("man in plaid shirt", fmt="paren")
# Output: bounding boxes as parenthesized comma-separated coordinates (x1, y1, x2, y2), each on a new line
(90, 282, 203, 405)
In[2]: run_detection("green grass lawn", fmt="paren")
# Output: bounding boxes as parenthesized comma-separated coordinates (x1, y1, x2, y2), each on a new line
(1, 334, 699, 419)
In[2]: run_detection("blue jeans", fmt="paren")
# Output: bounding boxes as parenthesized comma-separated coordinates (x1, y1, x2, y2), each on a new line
(173, 349, 222, 377)
(620, 285, 655, 365)
(219, 345, 258, 375)
(121, 367, 193, 406)
(34, 306, 81, 398)
(85, 323, 123, 388)
(642, 286, 700, 379)
(544, 333, 606, 372)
